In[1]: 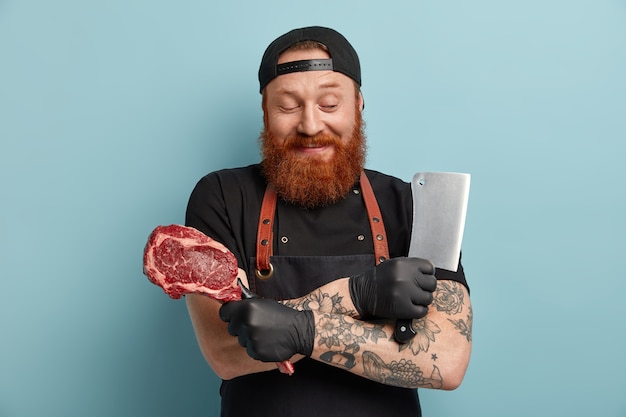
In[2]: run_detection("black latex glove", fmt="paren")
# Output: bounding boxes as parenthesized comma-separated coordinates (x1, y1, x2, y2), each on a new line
(219, 298, 315, 363)
(348, 257, 437, 319)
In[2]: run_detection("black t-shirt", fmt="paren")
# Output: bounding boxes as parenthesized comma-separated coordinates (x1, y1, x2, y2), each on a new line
(185, 164, 468, 417)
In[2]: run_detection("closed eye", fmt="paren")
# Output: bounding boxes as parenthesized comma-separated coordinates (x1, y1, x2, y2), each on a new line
(279, 105, 300, 113)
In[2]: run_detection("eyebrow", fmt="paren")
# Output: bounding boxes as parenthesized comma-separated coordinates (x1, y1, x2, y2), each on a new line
(275, 80, 343, 95)
(319, 81, 341, 89)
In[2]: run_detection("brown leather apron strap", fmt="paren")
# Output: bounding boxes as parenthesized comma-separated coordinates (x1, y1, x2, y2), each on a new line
(255, 171, 390, 279)
(359, 171, 390, 265)
(255, 183, 277, 279)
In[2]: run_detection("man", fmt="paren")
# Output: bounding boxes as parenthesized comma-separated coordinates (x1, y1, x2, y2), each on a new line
(185, 26, 472, 417)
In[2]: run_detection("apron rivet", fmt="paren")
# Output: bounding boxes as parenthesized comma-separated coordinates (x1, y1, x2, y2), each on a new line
(263, 218, 271, 225)
(281, 236, 289, 244)
(376, 234, 384, 241)
(255, 263, 274, 280)
(261, 239, 269, 246)
(357, 234, 365, 241)
(379, 256, 387, 262)
(372, 217, 380, 223)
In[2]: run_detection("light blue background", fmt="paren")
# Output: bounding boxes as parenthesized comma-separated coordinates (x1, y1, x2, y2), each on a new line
(1, 1, 625, 416)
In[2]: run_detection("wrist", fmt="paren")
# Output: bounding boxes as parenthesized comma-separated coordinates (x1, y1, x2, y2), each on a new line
(348, 272, 374, 318)
(296, 309, 315, 356)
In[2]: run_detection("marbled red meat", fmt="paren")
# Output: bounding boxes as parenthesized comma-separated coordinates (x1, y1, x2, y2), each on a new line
(143, 224, 241, 301)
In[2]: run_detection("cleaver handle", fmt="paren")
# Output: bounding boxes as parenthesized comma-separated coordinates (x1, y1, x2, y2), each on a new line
(394, 319, 416, 344)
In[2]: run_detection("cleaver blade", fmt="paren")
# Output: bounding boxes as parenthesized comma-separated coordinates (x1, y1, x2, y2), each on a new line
(394, 172, 471, 344)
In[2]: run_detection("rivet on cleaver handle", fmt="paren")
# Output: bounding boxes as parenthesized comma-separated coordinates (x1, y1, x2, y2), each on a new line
(394, 172, 470, 344)
(394, 319, 417, 343)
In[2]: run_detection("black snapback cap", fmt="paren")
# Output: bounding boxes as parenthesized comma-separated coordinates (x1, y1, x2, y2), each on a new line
(258, 26, 361, 93)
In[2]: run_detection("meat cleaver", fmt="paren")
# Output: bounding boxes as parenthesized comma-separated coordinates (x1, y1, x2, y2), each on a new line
(394, 172, 471, 344)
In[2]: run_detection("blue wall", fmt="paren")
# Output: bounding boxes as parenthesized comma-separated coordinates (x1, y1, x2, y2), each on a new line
(1, 1, 625, 416)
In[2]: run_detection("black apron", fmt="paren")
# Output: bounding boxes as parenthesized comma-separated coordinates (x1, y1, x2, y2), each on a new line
(218, 172, 421, 417)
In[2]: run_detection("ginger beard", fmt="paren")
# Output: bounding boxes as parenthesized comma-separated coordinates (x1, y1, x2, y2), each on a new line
(260, 109, 366, 209)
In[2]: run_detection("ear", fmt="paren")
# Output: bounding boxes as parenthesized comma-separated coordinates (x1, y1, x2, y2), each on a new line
(358, 91, 364, 112)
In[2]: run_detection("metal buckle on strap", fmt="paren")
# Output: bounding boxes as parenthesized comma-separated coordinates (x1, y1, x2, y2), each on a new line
(255, 262, 274, 280)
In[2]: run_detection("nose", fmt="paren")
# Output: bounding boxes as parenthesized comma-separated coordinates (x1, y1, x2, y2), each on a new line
(297, 105, 324, 137)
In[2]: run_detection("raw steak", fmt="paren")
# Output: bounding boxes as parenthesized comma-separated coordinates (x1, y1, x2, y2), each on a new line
(142, 224, 294, 375)
(143, 224, 241, 301)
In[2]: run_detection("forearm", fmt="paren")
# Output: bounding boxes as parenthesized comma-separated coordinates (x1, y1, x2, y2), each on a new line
(186, 293, 306, 380)
(185, 294, 270, 378)
(285, 279, 472, 390)
(283, 277, 358, 317)
(185, 272, 341, 380)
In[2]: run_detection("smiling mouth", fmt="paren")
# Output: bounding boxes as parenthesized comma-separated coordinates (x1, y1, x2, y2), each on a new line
(284, 135, 339, 156)
(296, 144, 328, 152)
(291, 144, 334, 160)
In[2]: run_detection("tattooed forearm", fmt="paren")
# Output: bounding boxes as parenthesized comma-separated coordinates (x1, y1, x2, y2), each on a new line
(432, 281, 465, 315)
(282, 289, 357, 316)
(288, 280, 471, 389)
(362, 351, 443, 389)
(316, 313, 386, 368)
(313, 313, 445, 388)
(449, 306, 473, 342)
